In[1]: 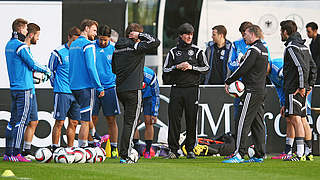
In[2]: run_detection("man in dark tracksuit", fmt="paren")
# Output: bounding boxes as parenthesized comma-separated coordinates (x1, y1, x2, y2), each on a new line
(223, 25, 268, 163)
(112, 23, 160, 163)
(280, 20, 315, 161)
(163, 23, 209, 159)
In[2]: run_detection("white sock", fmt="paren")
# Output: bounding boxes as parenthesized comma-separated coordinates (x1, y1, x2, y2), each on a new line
(305, 144, 311, 156)
(296, 138, 304, 157)
(23, 141, 32, 151)
(286, 137, 294, 146)
(89, 127, 96, 136)
(78, 139, 88, 147)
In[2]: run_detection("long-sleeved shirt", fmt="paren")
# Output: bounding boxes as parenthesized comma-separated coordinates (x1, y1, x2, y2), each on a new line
(5, 36, 49, 91)
(48, 43, 72, 93)
(69, 36, 103, 92)
(142, 67, 160, 117)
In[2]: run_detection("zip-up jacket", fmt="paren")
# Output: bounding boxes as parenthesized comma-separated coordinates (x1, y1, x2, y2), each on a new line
(225, 39, 268, 94)
(268, 58, 285, 107)
(48, 43, 72, 93)
(5, 36, 49, 91)
(283, 32, 315, 93)
(69, 36, 103, 92)
(142, 67, 160, 117)
(95, 40, 116, 89)
(163, 37, 210, 87)
(112, 32, 160, 92)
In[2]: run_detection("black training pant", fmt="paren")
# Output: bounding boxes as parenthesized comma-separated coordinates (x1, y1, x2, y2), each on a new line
(168, 86, 199, 153)
(234, 92, 265, 158)
(117, 90, 141, 159)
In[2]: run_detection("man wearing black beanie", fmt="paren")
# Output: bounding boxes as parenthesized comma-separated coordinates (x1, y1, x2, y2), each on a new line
(163, 23, 210, 159)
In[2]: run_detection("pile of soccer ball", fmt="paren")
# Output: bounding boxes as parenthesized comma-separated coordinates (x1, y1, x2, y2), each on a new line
(34, 147, 106, 163)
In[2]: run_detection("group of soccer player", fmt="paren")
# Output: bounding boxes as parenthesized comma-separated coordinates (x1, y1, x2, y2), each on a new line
(4, 18, 160, 163)
(223, 20, 317, 163)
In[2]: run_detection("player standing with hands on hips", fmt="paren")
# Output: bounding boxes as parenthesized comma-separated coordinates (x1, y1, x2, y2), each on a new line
(163, 23, 209, 159)
(223, 25, 268, 163)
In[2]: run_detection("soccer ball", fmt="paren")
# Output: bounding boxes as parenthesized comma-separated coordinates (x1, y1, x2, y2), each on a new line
(73, 148, 86, 163)
(95, 147, 106, 163)
(35, 148, 52, 163)
(84, 147, 97, 163)
(53, 147, 64, 163)
(248, 145, 255, 158)
(128, 148, 139, 163)
(55, 148, 75, 164)
(228, 80, 245, 98)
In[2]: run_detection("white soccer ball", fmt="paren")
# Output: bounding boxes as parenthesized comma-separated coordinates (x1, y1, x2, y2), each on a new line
(128, 148, 139, 163)
(228, 80, 245, 98)
(248, 146, 255, 158)
(84, 147, 97, 163)
(55, 148, 75, 164)
(35, 148, 52, 163)
(53, 147, 64, 163)
(95, 147, 106, 163)
(73, 148, 87, 163)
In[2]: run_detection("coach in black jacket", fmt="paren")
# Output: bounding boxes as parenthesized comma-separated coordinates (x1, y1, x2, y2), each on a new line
(112, 23, 160, 163)
(163, 23, 209, 159)
(223, 25, 268, 163)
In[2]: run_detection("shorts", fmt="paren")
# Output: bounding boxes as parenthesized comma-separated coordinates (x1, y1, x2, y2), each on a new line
(53, 93, 81, 121)
(72, 88, 95, 121)
(285, 93, 306, 117)
(142, 97, 153, 116)
(29, 93, 38, 122)
(92, 87, 121, 116)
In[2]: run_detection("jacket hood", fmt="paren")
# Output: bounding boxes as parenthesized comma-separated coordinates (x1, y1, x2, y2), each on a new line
(285, 32, 306, 46)
(115, 37, 135, 49)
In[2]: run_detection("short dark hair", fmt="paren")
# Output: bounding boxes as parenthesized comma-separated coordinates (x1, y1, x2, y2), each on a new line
(68, 26, 80, 38)
(12, 18, 28, 32)
(246, 25, 263, 39)
(178, 23, 194, 35)
(280, 20, 297, 36)
(98, 24, 111, 37)
(27, 23, 40, 35)
(80, 19, 98, 32)
(306, 22, 318, 31)
(239, 21, 253, 33)
(212, 25, 227, 38)
(125, 23, 143, 37)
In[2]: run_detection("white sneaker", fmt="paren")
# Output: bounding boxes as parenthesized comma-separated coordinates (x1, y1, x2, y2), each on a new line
(24, 154, 35, 161)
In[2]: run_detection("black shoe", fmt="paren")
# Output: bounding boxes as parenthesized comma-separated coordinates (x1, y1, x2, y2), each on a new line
(164, 152, 179, 159)
(187, 151, 196, 159)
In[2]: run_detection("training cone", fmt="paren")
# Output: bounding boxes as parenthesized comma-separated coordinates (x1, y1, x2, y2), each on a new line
(105, 138, 111, 158)
(1, 170, 15, 177)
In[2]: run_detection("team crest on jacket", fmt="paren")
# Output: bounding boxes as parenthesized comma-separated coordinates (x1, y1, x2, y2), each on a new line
(176, 51, 182, 56)
(188, 50, 194, 56)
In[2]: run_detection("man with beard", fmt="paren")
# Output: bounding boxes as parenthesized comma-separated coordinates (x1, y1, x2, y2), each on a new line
(69, 19, 104, 148)
(4, 19, 50, 162)
(22, 23, 51, 160)
(163, 23, 209, 159)
(280, 20, 315, 161)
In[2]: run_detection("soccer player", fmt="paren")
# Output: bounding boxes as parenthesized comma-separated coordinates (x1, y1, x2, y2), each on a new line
(69, 19, 104, 148)
(21, 23, 47, 160)
(223, 25, 268, 163)
(90, 24, 120, 157)
(280, 20, 314, 161)
(112, 23, 160, 163)
(133, 66, 160, 159)
(4, 19, 50, 162)
(49, 27, 81, 150)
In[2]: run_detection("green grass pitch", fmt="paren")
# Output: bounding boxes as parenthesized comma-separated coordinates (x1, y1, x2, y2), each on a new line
(1, 156, 319, 180)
